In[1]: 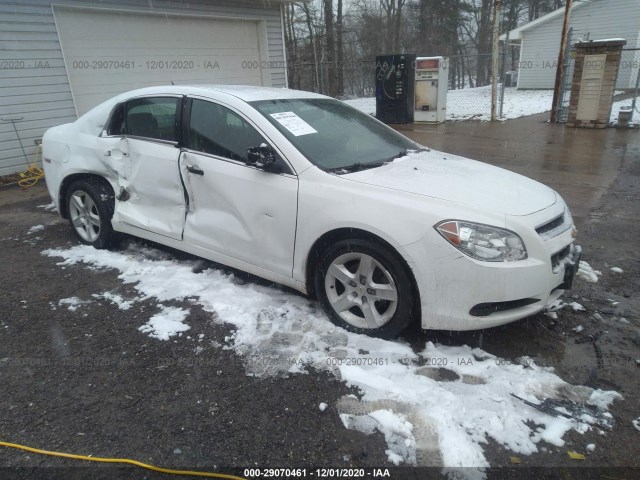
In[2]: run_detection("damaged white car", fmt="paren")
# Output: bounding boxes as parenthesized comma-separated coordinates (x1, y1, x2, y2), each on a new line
(42, 85, 580, 338)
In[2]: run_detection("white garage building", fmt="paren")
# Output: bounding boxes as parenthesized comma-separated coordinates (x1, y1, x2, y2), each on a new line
(502, 0, 640, 90)
(0, 0, 291, 176)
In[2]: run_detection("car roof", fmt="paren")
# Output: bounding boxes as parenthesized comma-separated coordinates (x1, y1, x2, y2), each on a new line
(74, 84, 332, 136)
(117, 85, 329, 103)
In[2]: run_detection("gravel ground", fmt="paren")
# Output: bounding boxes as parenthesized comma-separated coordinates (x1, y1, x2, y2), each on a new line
(0, 146, 638, 480)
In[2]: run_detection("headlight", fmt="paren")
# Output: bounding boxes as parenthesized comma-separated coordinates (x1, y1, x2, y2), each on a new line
(435, 220, 527, 262)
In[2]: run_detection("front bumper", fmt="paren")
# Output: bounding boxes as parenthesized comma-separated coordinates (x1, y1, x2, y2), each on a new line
(405, 213, 579, 331)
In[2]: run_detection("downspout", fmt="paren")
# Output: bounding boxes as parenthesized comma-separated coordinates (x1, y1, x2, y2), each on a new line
(280, 3, 289, 88)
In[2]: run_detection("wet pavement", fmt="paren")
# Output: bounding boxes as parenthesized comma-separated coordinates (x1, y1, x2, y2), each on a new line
(396, 113, 640, 223)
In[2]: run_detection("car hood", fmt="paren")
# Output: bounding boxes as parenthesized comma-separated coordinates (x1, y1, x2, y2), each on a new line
(341, 150, 557, 216)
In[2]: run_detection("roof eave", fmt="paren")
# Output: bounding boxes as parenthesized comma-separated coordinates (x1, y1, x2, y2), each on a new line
(499, 0, 591, 41)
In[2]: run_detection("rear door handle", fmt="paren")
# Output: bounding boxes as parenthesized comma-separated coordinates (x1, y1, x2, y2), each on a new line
(186, 165, 204, 176)
(105, 150, 127, 157)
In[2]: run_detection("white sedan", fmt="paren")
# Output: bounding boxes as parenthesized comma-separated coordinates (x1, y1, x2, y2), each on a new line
(42, 85, 580, 338)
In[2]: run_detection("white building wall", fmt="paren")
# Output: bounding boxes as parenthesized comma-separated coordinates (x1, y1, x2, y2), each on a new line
(517, 0, 640, 89)
(0, 0, 287, 176)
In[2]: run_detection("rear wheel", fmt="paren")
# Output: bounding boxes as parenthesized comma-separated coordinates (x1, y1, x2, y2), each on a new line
(315, 239, 415, 338)
(65, 179, 115, 249)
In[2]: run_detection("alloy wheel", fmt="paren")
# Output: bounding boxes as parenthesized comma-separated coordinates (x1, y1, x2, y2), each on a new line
(324, 252, 398, 329)
(69, 190, 101, 242)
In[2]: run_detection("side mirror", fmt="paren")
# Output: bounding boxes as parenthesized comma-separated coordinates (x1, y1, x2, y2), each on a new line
(247, 144, 282, 173)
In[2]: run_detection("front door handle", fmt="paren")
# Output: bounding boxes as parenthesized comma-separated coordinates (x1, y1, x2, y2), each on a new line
(186, 165, 204, 176)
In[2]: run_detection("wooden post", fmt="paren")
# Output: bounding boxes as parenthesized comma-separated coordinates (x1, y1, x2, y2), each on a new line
(491, 0, 501, 121)
(550, 0, 573, 123)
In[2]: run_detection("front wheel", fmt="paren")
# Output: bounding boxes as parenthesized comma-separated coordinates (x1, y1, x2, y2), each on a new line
(65, 179, 115, 249)
(315, 239, 416, 338)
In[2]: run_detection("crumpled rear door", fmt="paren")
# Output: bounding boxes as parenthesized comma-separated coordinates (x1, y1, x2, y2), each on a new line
(102, 136, 186, 240)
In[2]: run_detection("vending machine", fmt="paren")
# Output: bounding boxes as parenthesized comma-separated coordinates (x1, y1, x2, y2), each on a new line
(414, 56, 447, 123)
(375, 54, 416, 124)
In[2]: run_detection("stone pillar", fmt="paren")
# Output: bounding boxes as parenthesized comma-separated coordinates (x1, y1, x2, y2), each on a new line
(566, 39, 626, 128)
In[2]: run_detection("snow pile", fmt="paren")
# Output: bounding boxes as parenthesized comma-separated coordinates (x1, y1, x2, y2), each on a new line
(577, 261, 602, 283)
(610, 267, 623, 274)
(368, 409, 414, 465)
(138, 305, 191, 341)
(43, 244, 621, 474)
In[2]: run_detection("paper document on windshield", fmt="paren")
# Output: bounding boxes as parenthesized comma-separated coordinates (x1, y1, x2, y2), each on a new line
(270, 112, 317, 136)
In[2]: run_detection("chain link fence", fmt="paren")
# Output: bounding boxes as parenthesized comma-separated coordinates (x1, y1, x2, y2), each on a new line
(616, 48, 640, 124)
(289, 52, 556, 121)
(288, 45, 639, 124)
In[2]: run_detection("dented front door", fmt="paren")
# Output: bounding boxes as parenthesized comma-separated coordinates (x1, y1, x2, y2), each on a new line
(178, 98, 298, 277)
(180, 150, 298, 277)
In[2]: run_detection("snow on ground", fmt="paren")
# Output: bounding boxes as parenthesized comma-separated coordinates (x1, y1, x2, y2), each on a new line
(345, 86, 555, 121)
(345, 87, 632, 123)
(139, 305, 191, 341)
(27, 225, 45, 235)
(92, 291, 136, 310)
(37, 203, 57, 212)
(568, 302, 585, 312)
(342, 97, 375, 116)
(545, 299, 587, 319)
(610, 266, 623, 274)
(43, 243, 621, 476)
(609, 96, 640, 125)
(57, 296, 90, 311)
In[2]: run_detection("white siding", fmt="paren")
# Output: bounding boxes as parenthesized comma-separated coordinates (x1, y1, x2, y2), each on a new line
(517, 0, 640, 89)
(0, 0, 287, 176)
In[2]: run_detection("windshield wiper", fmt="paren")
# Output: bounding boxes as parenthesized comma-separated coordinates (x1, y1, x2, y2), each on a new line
(386, 150, 408, 162)
(327, 161, 386, 174)
(327, 148, 424, 174)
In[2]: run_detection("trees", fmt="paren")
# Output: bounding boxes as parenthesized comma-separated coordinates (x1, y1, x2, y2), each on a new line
(281, 0, 566, 97)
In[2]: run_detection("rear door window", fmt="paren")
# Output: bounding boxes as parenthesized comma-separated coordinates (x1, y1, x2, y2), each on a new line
(124, 97, 179, 142)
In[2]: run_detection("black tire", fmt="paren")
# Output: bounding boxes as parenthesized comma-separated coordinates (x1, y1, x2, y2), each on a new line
(315, 238, 415, 338)
(65, 178, 116, 249)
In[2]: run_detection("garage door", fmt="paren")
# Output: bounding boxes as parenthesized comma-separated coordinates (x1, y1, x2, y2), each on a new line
(53, 5, 268, 115)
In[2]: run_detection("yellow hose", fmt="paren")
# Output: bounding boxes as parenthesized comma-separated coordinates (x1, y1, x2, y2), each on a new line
(17, 164, 45, 188)
(3, 142, 45, 188)
(0, 440, 246, 479)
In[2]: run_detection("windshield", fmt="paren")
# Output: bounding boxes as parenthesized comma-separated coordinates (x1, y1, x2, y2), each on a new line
(250, 98, 421, 172)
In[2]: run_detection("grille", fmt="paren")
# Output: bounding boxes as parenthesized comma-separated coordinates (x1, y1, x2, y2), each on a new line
(536, 213, 564, 236)
(551, 244, 572, 269)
